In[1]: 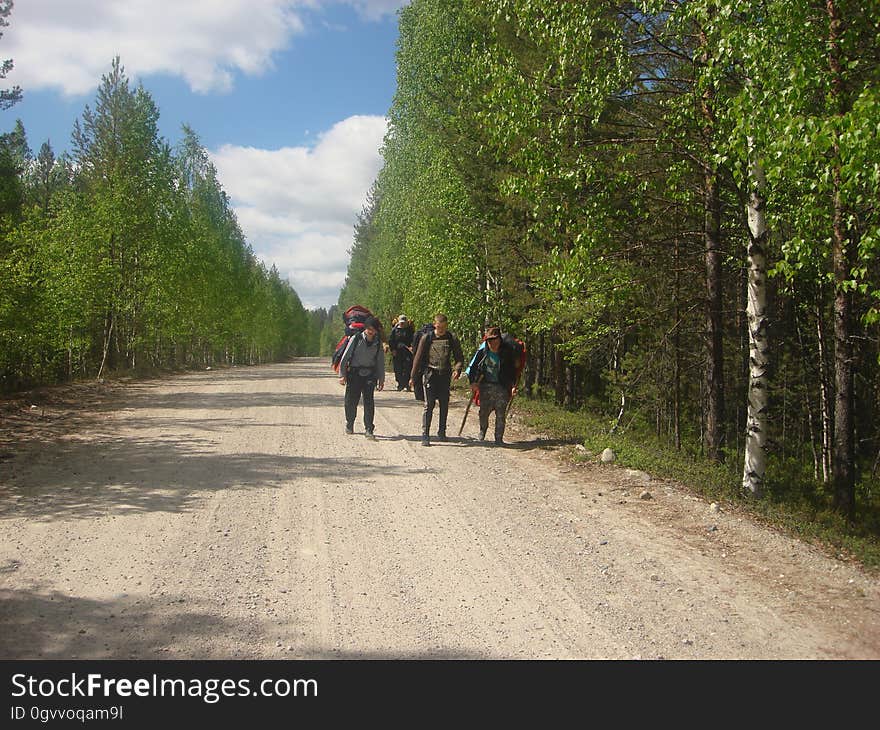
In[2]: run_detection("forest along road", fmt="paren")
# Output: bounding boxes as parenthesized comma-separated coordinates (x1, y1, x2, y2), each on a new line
(0, 358, 878, 660)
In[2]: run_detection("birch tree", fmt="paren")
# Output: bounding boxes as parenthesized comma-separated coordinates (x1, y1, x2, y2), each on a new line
(756, 0, 879, 516)
(741, 139, 769, 494)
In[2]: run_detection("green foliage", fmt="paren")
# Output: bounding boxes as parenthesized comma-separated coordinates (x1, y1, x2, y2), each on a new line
(0, 58, 316, 391)
(342, 0, 879, 518)
(0, 0, 21, 111)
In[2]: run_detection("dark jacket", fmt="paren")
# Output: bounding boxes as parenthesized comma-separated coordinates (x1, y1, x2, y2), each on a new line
(389, 323, 414, 355)
(466, 335, 521, 390)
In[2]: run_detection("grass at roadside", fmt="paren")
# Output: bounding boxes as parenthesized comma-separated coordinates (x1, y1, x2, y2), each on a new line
(507, 394, 880, 572)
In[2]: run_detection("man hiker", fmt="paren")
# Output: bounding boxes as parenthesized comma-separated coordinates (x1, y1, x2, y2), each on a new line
(338, 316, 385, 439)
(388, 314, 415, 391)
(409, 313, 464, 446)
(465, 326, 520, 446)
(409, 322, 434, 402)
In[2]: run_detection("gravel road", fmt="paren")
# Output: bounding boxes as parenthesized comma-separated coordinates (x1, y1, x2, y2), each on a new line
(1, 358, 877, 659)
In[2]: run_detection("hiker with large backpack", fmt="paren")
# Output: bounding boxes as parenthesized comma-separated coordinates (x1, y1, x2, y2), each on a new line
(464, 326, 526, 446)
(388, 315, 415, 391)
(408, 322, 434, 402)
(338, 315, 385, 439)
(409, 313, 464, 446)
(331, 305, 375, 374)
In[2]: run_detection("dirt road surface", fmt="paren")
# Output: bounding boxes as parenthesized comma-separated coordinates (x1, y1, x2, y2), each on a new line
(1, 358, 878, 660)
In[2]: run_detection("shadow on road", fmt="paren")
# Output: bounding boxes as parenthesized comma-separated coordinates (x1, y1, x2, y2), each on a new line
(0, 583, 490, 660)
(0, 360, 575, 524)
(121, 389, 427, 413)
(374, 434, 581, 451)
(0, 585, 261, 660)
(0, 435, 414, 522)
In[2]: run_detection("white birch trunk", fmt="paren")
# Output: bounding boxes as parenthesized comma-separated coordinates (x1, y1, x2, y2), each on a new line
(742, 140, 770, 495)
(816, 308, 833, 483)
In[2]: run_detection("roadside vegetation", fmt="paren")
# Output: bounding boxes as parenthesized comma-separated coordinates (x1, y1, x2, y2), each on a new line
(338, 1, 879, 532)
(0, 56, 319, 393)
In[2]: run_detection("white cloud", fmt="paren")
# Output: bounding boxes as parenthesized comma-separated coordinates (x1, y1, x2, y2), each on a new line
(5, 0, 408, 96)
(5, 0, 304, 96)
(343, 0, 409, 21)
(210, 115, 388, 309)
(2, 0, 400, 308)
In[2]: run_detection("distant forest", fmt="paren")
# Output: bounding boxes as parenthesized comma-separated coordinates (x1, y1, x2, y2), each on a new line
(0, 55, 332, 390)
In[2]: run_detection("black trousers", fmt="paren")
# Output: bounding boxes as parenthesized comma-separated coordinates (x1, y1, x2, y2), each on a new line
(392, 351, 412, 389)
(345, 371, 376, 432)
(422, 368, 452, 436)
(413, 371, 425, 401)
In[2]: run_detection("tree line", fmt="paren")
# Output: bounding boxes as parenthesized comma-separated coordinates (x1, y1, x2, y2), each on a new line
(337, 0, 879, 517)
(1, 55, 318, 392)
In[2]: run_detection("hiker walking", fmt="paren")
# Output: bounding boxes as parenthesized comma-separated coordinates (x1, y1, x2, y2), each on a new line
(388, 314, 415, 391)
(409, 321, 434, 402)
(338, 316, 385, 439)
(409, 313, 464, 446)
(465, 326, 521, 446)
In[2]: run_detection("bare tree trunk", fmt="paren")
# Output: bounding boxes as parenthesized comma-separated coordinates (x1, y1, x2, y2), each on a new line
(699, 22, 725, 463)
(610, 392, 626, 435)
(816, 303, 834, 483)
(704, 169, 725, 462)
(67, 326, 74, 381)
(524, 339, 535, 397)
(742, 144, 770, 495)
(565, 364, 576, 409)
(534, 332, 546, 391)
(831, 184, 855, 516)
(553, 341, 565, 407)
(795, 315, 821, 479)
(806, 397, 821, 481)
(97, 312, 114, 381)
(673, 238, 682, 451)
(828, 0, 855, 517)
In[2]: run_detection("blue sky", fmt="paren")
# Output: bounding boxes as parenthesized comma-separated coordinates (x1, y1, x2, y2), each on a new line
(3, 0, 409, 309)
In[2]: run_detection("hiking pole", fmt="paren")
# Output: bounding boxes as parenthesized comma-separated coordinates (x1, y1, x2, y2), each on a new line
(506, 376, 523, 419)
(458, 374, 482, 436)
(506, 391, 517, 419)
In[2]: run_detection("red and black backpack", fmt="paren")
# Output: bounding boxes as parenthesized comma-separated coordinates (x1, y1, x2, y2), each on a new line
(331, 305, 374, 373)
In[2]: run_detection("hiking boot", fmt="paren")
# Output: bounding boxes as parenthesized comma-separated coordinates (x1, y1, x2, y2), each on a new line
(495, 437, 505, 446)
(421, 435, 431, 447)
(365, 430, 376, 440)
(437, 432, 447, 442)
(478, 430, 486, 441)
(345, 424, 354, 435)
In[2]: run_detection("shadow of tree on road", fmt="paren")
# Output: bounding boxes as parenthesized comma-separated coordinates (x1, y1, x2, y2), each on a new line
(0, 435, 412, 522)
(120, 390, 425, 412)
(0, 586, 252, 660)
(375, 434, 581, 451)
(0, 585, 489, 660)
